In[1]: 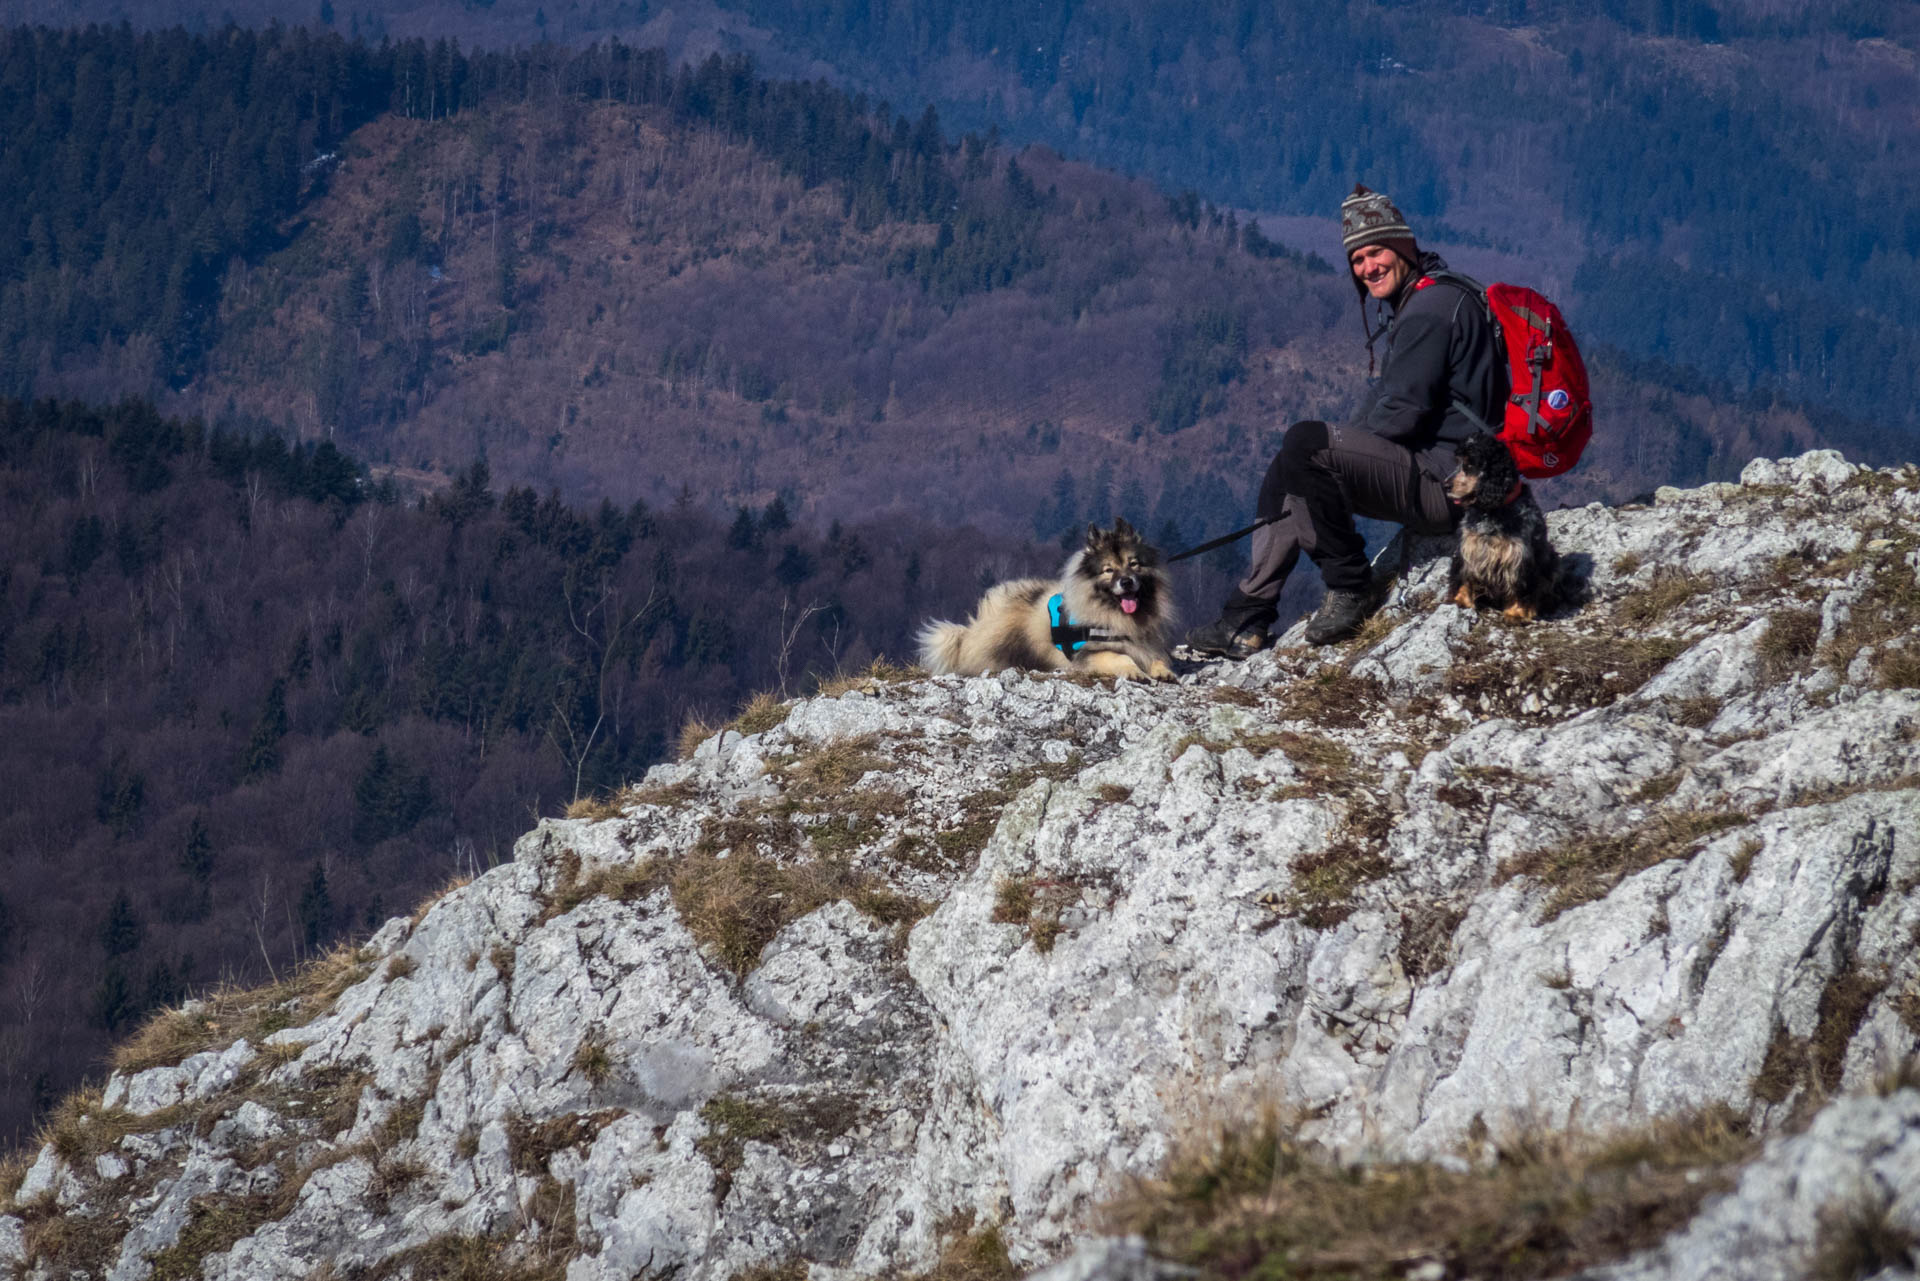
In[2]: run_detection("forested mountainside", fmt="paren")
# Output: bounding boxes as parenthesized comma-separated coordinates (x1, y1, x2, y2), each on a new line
(0, 396, 1031, 1146)
(0, 25, 1880, 541)
(1, 3, 1915, 468)
(594, 0, 1920, 447)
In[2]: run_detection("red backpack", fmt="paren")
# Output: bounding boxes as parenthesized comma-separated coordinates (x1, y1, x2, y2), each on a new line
(1420, 272, 1593, 479)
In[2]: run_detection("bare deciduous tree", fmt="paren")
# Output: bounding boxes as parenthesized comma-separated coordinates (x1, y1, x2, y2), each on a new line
(775, 596, 824, 697)
(249, 870, 279, 984)
(546, 576, 662, 803)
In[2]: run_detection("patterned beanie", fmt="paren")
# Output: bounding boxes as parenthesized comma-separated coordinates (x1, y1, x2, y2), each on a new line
(1340, 184, 1416, 261)
(1342, 184, 1419, 370)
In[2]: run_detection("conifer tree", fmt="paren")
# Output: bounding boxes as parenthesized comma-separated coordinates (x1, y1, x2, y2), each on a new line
(353, 746, 433, 845)
(91, 967, 136, 1033)
(179, 818, 214, 884)
(299, 865, 334, 949)
(727, 507, 760, 551)
(244, 679, 290, 780)
(100, 893, 144, 959)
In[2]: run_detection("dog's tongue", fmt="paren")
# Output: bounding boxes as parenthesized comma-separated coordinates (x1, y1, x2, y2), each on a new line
(1120, 598, 1138, 615)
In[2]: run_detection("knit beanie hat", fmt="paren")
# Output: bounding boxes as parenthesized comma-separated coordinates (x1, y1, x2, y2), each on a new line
(1342, 184, 1419, 371)
(1340, 184, 1416, 263)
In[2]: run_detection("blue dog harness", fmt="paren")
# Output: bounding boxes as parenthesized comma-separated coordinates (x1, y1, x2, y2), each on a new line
(1047, 594, 1121, 658)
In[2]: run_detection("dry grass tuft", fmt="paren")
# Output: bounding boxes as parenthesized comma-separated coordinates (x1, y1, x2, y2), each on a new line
(1397, 903, 1468, 982)
(1447, 632, 1687, 723)
(1810, 1198, 1920, 1281)
(366, 1154, 430, 1212)
(1499, 810, 1751, 921)
(1757, 608, 1822, 683)
(1631, 770, 1685, 804)
(378, 1095, 427, 1147)
(677, 713, 721, 760)
(670, 846, 928, 978)
(1286, 797, 1393, 929)
(368, 1230, 571, 1281)
(0, 1149, 34, 1209)
(901, 1210, 1018, 1281)
(1277, 667, 1383, 729)
(815, 656, 923, 697)
(1810, 972, 1890, 1096)
(16, 1195, 130, 1277)
(1613, 569, 1711, 627)
(1113, 1106, 1755, 1281)
(1878, 647, 1920, 690)
(523, 1173, 578, 1257)
(1673, 694, 1722, 728)
(1892, 985, 1920, 1036)
(730, 690, 792, 736)
(990, 876, 1081, 954)
(568, 777, 704, 820)
(923, 762, 1078, 864)
(696, 1093, 787, 1196)
(992, 878, 1035, 926)
(778, 734, 896, 796)
(538, 856, 667, 925)
(673, 848, 814, 976)
(564, 793, 622, 820)
(1346, 608, 1401, 650)
(385, 954, 418, 981)
(572, 1037, 615, 1086)
(112, 943, 373, 1075)
(1822, 538, 1920, 687)
(730, 1260, 811, 1281)
(490, 943, 517, 984)
(697, 1091, 863, 1200)
(1752, 969, 1889, 1110)
(258, 1039, 309, 1069)
(1246, 730, 1354, 788)
(505, 1111, 624, 1178)
(146, 1183, 297, 1281)
(409, 875, 474, 926)
(622, 778, 702, 809)
(1875, 1055, 1920, 1096)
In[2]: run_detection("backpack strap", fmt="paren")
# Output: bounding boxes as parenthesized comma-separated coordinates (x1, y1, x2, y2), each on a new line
(1412, 270, 1503, 436)
(1415, 268, 1489, 307)
(1419, 270, 1553, 442)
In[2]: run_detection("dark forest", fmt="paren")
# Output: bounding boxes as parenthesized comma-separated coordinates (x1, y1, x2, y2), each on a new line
(0, 395, 1060, 1144)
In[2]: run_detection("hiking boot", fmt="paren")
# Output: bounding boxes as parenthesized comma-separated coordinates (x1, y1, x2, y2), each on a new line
(1303, 588, 1377, 646)
(1185, 615, 1270, 660)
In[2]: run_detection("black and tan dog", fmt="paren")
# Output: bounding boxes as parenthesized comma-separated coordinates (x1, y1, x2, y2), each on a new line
(1445, 433, 1569, 621)
(919, 519, 1177, 680)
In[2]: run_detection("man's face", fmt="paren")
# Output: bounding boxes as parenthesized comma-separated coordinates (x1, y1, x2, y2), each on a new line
(1349, 243, 1413, 300)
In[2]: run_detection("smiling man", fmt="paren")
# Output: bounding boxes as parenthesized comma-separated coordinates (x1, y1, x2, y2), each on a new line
(1185, 185, 1510, 653)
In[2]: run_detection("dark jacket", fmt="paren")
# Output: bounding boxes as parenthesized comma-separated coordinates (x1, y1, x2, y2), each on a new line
(1354, 251, 1509, 480)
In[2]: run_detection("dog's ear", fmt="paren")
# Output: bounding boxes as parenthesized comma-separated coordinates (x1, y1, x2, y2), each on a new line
(1113, 516, 1135, 538)
(1085, 522, 1105, 550)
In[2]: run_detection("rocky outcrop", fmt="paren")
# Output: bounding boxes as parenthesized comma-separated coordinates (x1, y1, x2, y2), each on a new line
(6, 452, 1920, 1280)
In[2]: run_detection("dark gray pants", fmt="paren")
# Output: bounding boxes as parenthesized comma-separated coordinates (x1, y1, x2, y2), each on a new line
(1233, 420, 1456, 609)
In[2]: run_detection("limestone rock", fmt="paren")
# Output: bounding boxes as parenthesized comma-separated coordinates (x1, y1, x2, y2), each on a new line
(9, 451, 1920, 1281)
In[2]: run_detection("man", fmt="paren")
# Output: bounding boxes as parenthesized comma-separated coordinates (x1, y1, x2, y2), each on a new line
(1186, 185, 1509, 654)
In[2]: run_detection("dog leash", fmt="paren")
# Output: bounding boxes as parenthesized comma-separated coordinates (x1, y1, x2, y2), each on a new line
(1165, 517, 1273, 564)
(1165, 459, 1475, 564)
